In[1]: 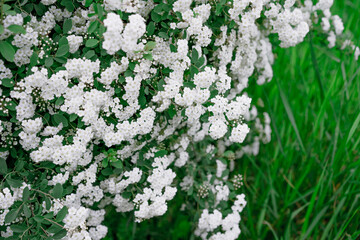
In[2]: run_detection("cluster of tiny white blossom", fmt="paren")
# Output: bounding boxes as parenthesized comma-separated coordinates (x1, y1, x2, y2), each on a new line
(0, 0, 357, 239)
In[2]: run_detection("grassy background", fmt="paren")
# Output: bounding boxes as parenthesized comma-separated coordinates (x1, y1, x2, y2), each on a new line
(240, 1, 360, 239)
(104, 1, 360, 239)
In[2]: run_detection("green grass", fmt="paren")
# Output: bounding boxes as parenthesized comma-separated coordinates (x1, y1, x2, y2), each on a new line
(104, 1, 360, 239)
(239, 1, 360, 239)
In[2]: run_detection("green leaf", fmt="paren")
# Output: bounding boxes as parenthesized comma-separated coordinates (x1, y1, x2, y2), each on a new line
(52, 183, 63, 199)
(55, 44, 69, 57)
(45, 57, 54, 67)
(55, 96, 64, 106)
(0, 158, 7, 175)
(143, 53, 153, 61)
(170, 44, 177, 52)
(5, 100, 17, 111)
(155, 149, 168, 157)
(147, 21, 155, 35)
(61, 0, 75, 12)
(53, 113, 68, 128)
(196, 56, 205, 67)
(23, 204, 31, 218)
(6, 178, 23, 188)
(53, 229, 67, 239)
(102, 157, 108, 168)
(5, 209, 18, 223)
(144, 41, 156, 51)
(87, 21, 99, 34)
(69, 113, 77, 122)
(34, 215, 44, 223)
(111, 160, 123, 169)
(93, 3, 104, 19)
(85, 39, 99, 48)
(0, 25, 4, 34)
(84, 49, 95, 59)
(0, 41, 15, 62)
(29, 51, 38, 67)
(151, 11, 161, 22)
(22, 187, 30, 201)
(10, 224, 27, 233)
(63, 19, 72, 34)
(1, 78, 14, 87)
(7, 24, 26, 34)
(56, 206, 68, 222)
(158, 31, 169, 39)
(84, 0, 93, 7)
(45, 196, 51, 210)
(101, 167, 113, 176)
(191, 49, 199, 62)
(47, 224, 63, 234)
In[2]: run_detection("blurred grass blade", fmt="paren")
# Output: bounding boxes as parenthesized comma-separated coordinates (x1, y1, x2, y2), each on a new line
(277, 81, 306, 153)
(313, 72, 338, 135)
(300, 162, 328, 239)
(334, 209, 359, 240)
(320, 198, 346, 240)
(302, 205, 329, 240)
(346, 112, 360, 144)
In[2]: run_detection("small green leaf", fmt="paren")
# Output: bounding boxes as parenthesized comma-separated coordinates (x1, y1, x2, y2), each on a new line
(0, 158, 7, 175)
(53, 113, 68, 128)
(192, 49, 199, 62)
(53, 229, 67, 239)
(102, 157, 108, 168)
(69, 113, 77, 122)
(23, 204, 31, 218)
(29, 51, 38, 67)
(34, 215, 44, 223)
(47, 224, 63, 234)
(61, 0, 75, 12)
(5, 209, 18, 223)
(55, 206, 68, 222)
(101, 167, 113, 176)
(55, 96, 64, 106)
(84, 0, 93, 7)
(45, 57, 54, 67)
(147, 21, 155, 35)
(170, 44, 177, 52)
(155, 149, 168, 157)
(45, 196, 51, 210)
(55, 44, 69, 57)
(85, 39, 99, 48)
(84, 50, 95, 59)
(1, 78, 14, 88)
(143, 53, 153, 61)
(5, 100, 17, 111)
(0, 25, 4, 34)
(196, 56, 205, 67)
(87, 21, 99, 34)
(52, 183, 63, 199)
(63, 19, 72, 34)
(10, 224, 27, 233)
(0, 41, 15, 62)
(6, 178, 23, 188)
(111, 160, 123, 169)
(7, 24, 26, 34)
(158, 31, 169, 39)
(22, 187, 30, 201)
(151, 11, 161, 23)
(144, 41, 156, 51)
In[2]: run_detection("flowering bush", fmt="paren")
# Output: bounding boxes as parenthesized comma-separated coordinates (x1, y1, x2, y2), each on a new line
(0, 0, 358, 239)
